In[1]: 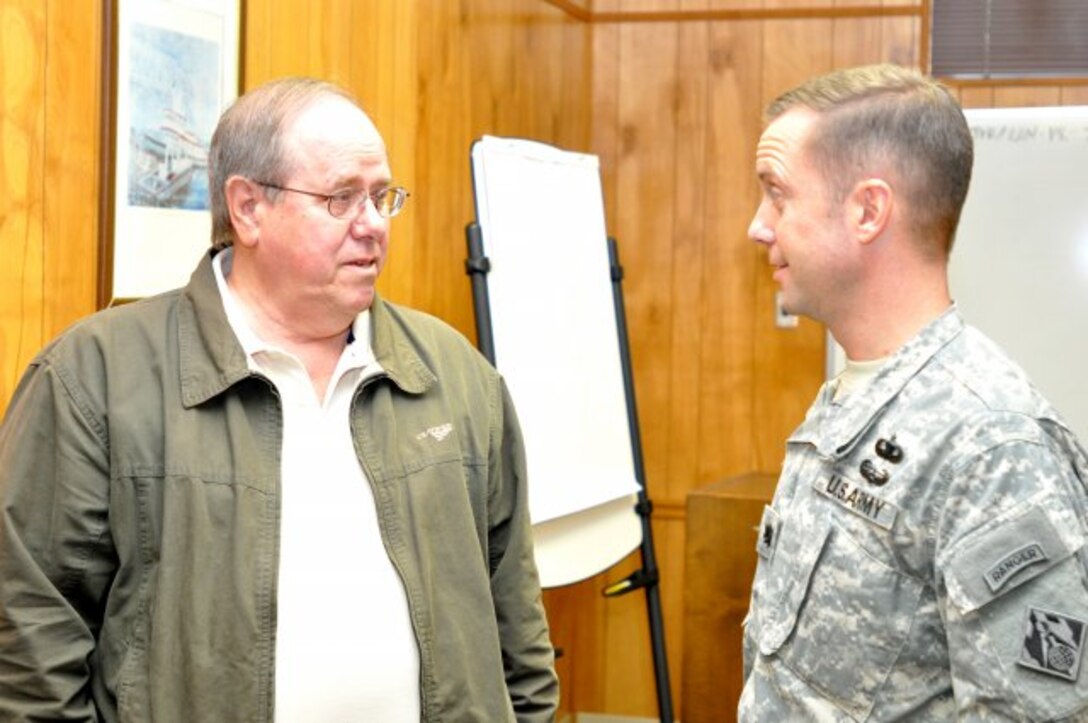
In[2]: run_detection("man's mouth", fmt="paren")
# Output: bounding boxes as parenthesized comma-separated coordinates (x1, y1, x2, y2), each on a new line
(771, 261, 788, 282)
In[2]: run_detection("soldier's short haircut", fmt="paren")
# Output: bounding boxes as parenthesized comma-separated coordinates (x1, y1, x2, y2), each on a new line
(767, 64, 974, 258)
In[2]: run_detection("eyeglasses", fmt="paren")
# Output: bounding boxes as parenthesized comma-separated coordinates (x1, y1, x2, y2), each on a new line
(256, 181, 410, 219)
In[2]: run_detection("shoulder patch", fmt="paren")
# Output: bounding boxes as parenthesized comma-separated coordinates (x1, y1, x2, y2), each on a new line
(1018, 606, 1087, 682)
(943, 505, 1074, 614)
(986, 543, 1049, 593)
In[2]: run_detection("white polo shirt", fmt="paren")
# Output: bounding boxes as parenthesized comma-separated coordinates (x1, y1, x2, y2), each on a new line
(213, 250, 420, 722)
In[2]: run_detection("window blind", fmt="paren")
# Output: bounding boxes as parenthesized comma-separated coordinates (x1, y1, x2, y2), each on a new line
(931, 0, 1088, 78)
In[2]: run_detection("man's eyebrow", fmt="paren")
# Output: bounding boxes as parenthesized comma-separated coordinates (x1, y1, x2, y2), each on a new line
(756, 169, 779, 185)
(329, 175, 393, 189)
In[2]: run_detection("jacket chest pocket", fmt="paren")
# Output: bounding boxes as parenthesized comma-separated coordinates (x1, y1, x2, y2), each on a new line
(759, 520, 924, 720)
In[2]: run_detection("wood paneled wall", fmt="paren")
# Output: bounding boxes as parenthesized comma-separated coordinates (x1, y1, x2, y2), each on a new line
(3, 0, 1088, 720)
(1, 0, 102, 416)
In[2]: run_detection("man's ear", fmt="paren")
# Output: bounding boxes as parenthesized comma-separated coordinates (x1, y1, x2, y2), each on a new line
(849, 178, 893, 245)
(224, 176, 263, 248)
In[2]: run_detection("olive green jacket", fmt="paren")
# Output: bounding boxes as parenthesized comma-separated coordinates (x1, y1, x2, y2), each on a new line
(0, 252, 558, 722)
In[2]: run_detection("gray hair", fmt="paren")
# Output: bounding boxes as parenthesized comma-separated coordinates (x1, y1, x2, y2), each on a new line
(207, 77, 361, 249)
(767, 64, 973, 257)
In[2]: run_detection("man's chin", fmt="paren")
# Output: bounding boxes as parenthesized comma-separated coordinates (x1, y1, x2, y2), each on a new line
(339, 286, 377, 316)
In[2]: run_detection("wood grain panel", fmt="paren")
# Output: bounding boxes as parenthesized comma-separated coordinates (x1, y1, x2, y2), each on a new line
(266, 3, 315, 79)
(622, 0, 679, 12)
(765, 0, 834, 9)
(592, 22, 621, 234)
(405, 0, 471, 332)
(0, 0, 47, 411)
(305, 0, 352, 80)
(1061, 86, 1088, 105)
(584, 0, 923, 18)
(832, 16, 882, 67)
(666, 19, 709, 506)
(698, 20, 764, 482)
(831, 16, 921, 79)
(559, 8, 595, 150)
(43, 0, 102, 339)
(239, 0, 272, 82)
(0, 0, 99, 408)
(546, 0, 594, 17)
(993, 85, 1063, 108)
(956, 85, 996, 109)
(883, 12, 919, 66)
(683, 473, 776, 723)
(694, 0, 765, 10)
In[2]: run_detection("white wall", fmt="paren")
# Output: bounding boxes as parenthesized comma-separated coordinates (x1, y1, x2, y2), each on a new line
(951, 106, 1088, 441)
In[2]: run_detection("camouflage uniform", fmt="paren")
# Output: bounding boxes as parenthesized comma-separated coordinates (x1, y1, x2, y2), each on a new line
(740, 307, 1088, 721)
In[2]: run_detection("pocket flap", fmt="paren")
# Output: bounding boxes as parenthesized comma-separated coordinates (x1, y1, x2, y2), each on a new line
(758, 521, 832, 655)
(945, 505, 1076, 614)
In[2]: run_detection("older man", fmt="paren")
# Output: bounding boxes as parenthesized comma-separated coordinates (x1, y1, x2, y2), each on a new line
(0, 77, 558, 722)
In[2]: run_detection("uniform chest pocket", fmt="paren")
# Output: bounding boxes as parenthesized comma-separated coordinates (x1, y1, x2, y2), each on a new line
(761, 520, 924, 720)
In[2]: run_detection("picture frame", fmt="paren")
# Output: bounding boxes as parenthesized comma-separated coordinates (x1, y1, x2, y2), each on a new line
(98, 0, 242, 307)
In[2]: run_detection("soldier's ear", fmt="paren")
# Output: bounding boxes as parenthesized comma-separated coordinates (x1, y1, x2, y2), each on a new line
(848, 178, 893, 245)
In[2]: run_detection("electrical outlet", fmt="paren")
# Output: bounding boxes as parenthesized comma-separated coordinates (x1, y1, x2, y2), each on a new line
(775, 291, 799, 329)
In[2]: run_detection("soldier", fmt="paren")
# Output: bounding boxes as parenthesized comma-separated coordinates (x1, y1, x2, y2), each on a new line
(741, 64, 1088, 720)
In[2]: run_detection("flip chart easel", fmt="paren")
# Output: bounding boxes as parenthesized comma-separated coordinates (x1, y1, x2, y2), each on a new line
(466, 135, 674, 722)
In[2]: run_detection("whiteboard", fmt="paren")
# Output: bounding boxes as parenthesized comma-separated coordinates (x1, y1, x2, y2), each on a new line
(470, 136, 641, 587)
(950, 107, 1088, 442)
(826, 107, 1088, 444)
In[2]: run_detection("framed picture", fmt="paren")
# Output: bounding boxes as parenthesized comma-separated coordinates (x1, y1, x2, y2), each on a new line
(98, 0, 242, 307)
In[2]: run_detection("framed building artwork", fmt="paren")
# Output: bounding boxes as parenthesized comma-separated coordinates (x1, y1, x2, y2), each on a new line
(98, 0, 241, 306)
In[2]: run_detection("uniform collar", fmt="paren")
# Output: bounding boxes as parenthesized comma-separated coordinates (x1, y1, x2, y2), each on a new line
(791, 305, 965, 459)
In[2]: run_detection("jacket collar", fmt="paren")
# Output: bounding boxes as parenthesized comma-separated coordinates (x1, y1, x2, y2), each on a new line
(368, 295, 437, 395)
(792, 305, 965, 459)
(178, 250, 435, 408)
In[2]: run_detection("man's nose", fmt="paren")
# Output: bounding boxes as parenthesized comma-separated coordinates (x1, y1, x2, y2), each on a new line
(350, 196, 387, 233)
(748, 211, 774, 245)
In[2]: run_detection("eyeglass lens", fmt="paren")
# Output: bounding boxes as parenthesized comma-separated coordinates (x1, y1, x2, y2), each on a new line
(329, 188, 408, 219)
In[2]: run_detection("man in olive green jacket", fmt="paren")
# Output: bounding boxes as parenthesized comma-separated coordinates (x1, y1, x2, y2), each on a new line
(0, 77, 557, 721)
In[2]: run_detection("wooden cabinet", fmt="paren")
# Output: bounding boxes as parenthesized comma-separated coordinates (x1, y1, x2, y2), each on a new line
(682, 473, 777, 723)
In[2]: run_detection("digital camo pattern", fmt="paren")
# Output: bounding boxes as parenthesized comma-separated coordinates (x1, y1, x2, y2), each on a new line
(740, 308, 1088, 721)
